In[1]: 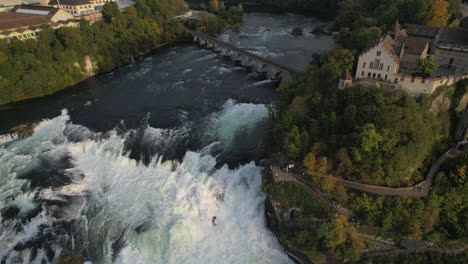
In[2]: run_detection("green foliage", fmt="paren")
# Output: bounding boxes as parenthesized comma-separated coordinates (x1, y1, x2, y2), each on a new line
(326, 48, 354, 77)
(357, 250, 468, 264)
(0, 0, 236, 104)
(318, 215, 366, 260)
(273, 62, 443, 185)
(195, 3, 243, 36)
(102, 2, 121, 22)
(416, 57, 439, 76)
(264, 181, 333, 218)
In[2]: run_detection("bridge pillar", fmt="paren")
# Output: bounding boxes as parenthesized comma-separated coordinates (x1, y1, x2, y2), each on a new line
(224, 49, 233, 57)
(279, 72, 293, 82)
(233, 51, 242, 61)
(214, 44, 222, 53)
(241, 55, 254, 67)
(256, 62, 268, 73)
(266, 66, 281, 80)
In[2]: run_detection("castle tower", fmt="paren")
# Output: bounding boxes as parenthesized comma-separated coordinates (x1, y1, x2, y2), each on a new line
(393, 19, 400, 34)
(338, 72, 353, 90)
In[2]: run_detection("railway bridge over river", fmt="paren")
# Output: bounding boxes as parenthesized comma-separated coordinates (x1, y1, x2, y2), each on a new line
(193, 32, 296, 81)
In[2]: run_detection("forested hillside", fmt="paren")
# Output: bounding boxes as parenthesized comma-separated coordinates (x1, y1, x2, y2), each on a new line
(266, 53, 467, 261)
(0, 0, 190, 104)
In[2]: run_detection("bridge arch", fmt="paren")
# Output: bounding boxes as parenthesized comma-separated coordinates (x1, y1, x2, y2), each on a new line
(192, 32, 295, 81)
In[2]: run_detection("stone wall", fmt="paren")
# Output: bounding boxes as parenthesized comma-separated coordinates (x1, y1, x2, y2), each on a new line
(395, 74, 467, 96)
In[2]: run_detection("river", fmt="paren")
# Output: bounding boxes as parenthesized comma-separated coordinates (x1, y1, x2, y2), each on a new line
(0, 12, 333, 264)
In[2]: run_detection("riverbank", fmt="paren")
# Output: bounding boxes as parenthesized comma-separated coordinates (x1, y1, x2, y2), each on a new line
(0, 41, 176, 108)
(0, 1, 192, 105)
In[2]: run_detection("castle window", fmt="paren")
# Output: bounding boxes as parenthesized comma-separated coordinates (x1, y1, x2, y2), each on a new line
(368, 72, 371, 77)
(378, 74, 381, 79)
(374, 59, 380, 69)
(370, 62, 374, 68)
(387, 66, 390, 72)
(363, 62, 366, 68)
(373, 73, 376, 78)
(385, 74, 388, 80)
(377, 51, 381, 56)
(362, 71, 364, 76)
(379, 64, 384, 70)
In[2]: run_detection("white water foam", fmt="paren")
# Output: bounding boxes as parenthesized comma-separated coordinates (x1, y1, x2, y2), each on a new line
(0, 111, 290, 264)
(202, 100, 269, 150)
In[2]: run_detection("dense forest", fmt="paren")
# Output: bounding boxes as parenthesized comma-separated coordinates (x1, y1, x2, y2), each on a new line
(0, 0, 243, 105)
(263, 0, 467, 261)
(266, 52, 466, 259)
(335, 0, 463, 53)
(272, 49, 464, 186)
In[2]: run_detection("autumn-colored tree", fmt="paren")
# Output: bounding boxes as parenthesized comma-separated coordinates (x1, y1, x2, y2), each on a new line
(318, 156, 328, 173)
(318, 216, 365, 260)
(449, 164, 466, 185)
(210, 0, 219, 11)
(319, 174, 336, 192)
(303, 152, 317, 171)
(426, 0, 450, 26)
(336, 148, 353, 174)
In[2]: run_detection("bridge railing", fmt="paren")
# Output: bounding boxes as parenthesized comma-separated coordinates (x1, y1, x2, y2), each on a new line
(192, 31, 297, 74)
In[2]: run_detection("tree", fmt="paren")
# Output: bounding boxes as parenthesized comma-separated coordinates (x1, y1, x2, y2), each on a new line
(336, 148, 353, 174)
(446, 0, 462, 19)
(318, 157, 328, 173)
(427, 0, 451, 26)
(318, 216, 365, 260)
(102, 2, 121, 22)
(125, 5, 138, 17)
(359, 123, 383, 153)
(210, 0, 219, 11)
(304, 152, 317, 171)
(319, 174, 336, 192)
(326, 49, 354, 78)
(416, 57, 438, 75)
(284, 126, 303, 160)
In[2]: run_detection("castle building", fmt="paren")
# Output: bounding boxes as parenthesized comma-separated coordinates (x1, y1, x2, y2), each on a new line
(348, 20, 468, 96)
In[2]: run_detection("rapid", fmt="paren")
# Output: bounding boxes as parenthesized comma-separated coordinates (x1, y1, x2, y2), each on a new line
(0, 12, 333, 264)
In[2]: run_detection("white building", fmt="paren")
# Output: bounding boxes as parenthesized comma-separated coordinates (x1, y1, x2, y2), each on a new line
(40, 0, 115, 15)
(349, 21, 468, 96)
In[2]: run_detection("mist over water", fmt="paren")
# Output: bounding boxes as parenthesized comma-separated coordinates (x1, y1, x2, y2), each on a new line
(0, 12, 333, 264)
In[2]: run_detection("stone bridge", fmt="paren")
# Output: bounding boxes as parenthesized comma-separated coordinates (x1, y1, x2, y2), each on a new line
(193, 32, 296, 81)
